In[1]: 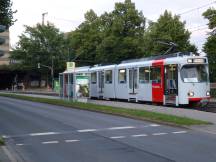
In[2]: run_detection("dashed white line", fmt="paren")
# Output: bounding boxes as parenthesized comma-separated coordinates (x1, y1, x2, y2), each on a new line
(3, 124, 162, 139)
(30, 132, 59, 136)
(149, 124, 160, 127)
(152, 133, 168, 136)
(2, 135, 9, 139)
(16, 144, 24, 146)
(107, 126, 136, 130)
(65, 139, 80, 143)
(131, 134, 148, 137)
(110, 136, 126, 139)
(42, 141, 59, 144)
(172, 131, 187, 134)
(77, 129, 97, 133)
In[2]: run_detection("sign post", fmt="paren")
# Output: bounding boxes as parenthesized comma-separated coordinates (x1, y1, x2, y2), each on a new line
(66, 62, 76, 100)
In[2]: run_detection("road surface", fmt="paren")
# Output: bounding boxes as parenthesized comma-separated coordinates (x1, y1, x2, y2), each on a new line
(0, 96, 216, 162)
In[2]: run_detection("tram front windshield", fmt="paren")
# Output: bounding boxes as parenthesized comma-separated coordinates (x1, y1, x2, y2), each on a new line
(181, 64, 208, 83)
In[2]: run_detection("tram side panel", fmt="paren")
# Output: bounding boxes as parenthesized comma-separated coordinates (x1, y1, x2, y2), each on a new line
(115, 68, 129, 100)
(90, 71, 98, 98)
(151, 60, 164, 103)
(137, 66, 152, 102)
(103, 69, 116, 99)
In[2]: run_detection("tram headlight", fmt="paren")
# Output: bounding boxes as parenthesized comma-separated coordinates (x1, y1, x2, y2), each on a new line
(188, 91, 194, 97)
(206, 91, 210, 96)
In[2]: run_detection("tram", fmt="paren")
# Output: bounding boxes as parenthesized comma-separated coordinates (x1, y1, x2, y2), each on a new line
(89, 52, 210, 106)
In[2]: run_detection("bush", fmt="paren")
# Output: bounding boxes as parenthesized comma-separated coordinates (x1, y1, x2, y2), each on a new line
(211, 88, 216, 98)
(0, 137, 5, 145)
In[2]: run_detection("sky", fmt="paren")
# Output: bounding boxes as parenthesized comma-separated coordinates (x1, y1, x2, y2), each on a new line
(10, 0, 216, 52)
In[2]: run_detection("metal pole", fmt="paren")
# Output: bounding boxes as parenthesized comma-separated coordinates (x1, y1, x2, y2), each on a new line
(51, 56, 54, 90)
(63, 73, 65, 99)
(68, 74, 70, 100)
(42, 12, 48, 25)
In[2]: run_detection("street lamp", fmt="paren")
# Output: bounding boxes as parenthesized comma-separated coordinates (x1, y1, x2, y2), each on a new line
(37, 60, 54, 90)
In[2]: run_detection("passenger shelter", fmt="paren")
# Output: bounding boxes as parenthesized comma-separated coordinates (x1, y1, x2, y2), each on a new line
(59, 66, 90, 100)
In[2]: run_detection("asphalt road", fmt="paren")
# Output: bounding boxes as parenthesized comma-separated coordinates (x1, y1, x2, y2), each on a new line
(0, 97, 216, 162)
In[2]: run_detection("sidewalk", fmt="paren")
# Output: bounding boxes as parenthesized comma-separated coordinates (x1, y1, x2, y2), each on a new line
(1, 91, 216, 135)
(0, 146, 12, 162)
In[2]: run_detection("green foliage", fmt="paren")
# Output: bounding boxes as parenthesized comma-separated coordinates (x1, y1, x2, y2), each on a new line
(67, 9, 101, 66)
(0, 0, 16, 28)
(67, 0, 146, 65)
(96, 0, 145, 63)
(11, 23, 68, 72)
(203, 36, 216, 81)
(211, 89, 216, 98)
(68, 3, 196, 65)
(143, 10, 197, 55)
(203, 8, 216, 82)
(203, 8, 216, 30)
(0, 137, 5, 145)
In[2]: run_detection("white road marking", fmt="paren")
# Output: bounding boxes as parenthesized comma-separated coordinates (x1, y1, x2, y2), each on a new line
(110, 136, 126, 139)
(172, 131, 187, 134)
(16, 144, 24, 146)
(77, 129, 97, 133)
(30, 132, 59, 136)
(149, 124, 160, 127)
(2, 135, 9, 139)
(65, 139, 80, 143)
(152, 133, 168, 136)
(107, 126, 136, 130)
(4, 124, 162, 139)
(42, 141, 59, 144)
(131, 134, 148, 137)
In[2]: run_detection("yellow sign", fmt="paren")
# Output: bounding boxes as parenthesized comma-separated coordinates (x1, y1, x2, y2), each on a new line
(66, 62, 75, 70)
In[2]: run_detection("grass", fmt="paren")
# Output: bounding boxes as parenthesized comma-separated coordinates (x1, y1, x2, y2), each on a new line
(0, 137, 5, 146)
(0, 93, 211, 126)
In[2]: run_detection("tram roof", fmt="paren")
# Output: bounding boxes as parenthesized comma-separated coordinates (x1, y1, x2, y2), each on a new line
(90, 64, 116, 71)
(60, 52, 207, 74)
(63, 66, 90, 74)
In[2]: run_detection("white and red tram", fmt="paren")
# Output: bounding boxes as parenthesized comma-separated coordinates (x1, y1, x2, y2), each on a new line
(61, 52, 210, 106)
(89, 52, 210, 106)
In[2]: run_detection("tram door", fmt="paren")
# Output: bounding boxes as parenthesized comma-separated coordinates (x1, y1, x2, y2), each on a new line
(128, 68, 138, 94)
(98, 71, 104, 97)
(164, 64, 178, 105)
(151, 61, 164, 103)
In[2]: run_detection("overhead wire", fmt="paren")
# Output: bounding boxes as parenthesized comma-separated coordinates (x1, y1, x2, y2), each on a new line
(178, 1, 216, 16)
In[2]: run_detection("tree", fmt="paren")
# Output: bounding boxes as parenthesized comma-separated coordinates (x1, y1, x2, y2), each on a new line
(203, 8, 216, 82)
(67, 10, 102, 66)
(11, 23, 67, 73)
(96, 0, 146, 63)
(143, 10, 197, 56)
(0, 0, 16, 28)
(67, 0, 146, 65)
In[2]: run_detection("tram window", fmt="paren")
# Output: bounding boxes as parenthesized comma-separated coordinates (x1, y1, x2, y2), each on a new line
(181, 65, 208, 83)
(91, 72, 97, 84)
(105, 70, 112, 84)
(150, 67, 161, 84)
(119, 69, 126, 83)
(69, 74, 73, 84)
(139, 67, 150, 83)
